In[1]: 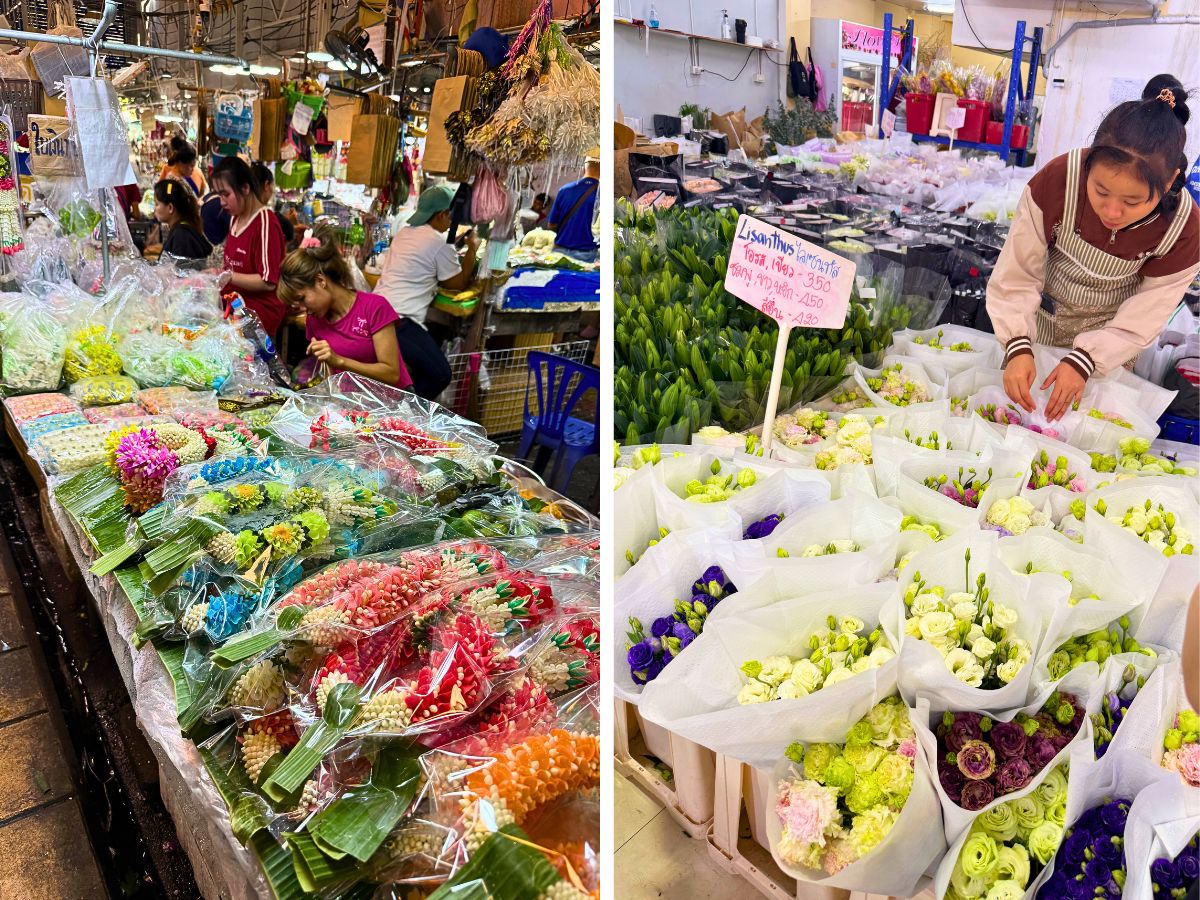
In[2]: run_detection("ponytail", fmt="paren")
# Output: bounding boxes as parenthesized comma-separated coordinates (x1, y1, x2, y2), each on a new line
(277, 227, 354, 304)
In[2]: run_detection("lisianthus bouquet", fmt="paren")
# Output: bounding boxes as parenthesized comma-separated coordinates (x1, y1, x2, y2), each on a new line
(773, 409, 837, 448)
(826, 386, 872, 412)
(1046, 618, 1155, 680)
(944, 764, 1068, 899)
(780, 540, 860, 558)
(815, 414, 879, 470)
(984, 496, 1049, 536)
(678, 458, 758, 503)
(1028, 451, 1086, 493)
(1101, 498, 1195, 557)
(1090, 437, 1198, 476)
(624, 526, 669, 566)
(976, 402, 1023, 427)
(903, 428, 954, 450)
(1161, 709, 1200, 787)
(744, 514, 784, 540)
(901, 551, 1032, 689)
(866, 364, 933, 407)
(913, 329, 973, 352)
(935, 694, 1082, 811)
(737, 616, 894, 705)
(772, 697, 918, 875)
(901, 515, 945, 542)
(1092, 665, 1142, 758)
(625, 565, 735, 686)
(924, 467, 994, 509)
(1149, 833, 1200, 898)
(1035, 796, 1131, 899)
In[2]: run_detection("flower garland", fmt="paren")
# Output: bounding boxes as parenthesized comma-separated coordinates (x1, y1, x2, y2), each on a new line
(63, 325, 123, 383)
(738, 616, 894, 705)
(902, 551, 1032, 689)
(0, 118, 22, 255)
(773, 697, 917, 875)
(935, 695, 1081, 811)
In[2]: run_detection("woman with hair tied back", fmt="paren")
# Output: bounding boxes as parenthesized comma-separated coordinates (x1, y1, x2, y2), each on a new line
(278, 229, 413, 390)
(988, 73, 1200, 420)
(159, 136, 207, 197)
(153, 179, 212, 263)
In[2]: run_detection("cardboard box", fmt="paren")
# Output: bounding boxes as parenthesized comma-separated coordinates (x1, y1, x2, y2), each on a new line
(26, 114, 81, 176)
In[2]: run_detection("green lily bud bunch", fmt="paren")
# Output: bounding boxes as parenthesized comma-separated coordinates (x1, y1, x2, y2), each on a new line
(1047, 617, 1155, 680)
(913, 329, 973, 352)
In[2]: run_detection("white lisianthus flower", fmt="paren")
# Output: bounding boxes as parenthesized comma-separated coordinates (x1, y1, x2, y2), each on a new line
(840, 616, 865, 634)
(910, 591, 944, 617)
(953, 600, 979, 621)
(789, 659, 823, 694)
(943, 647, 976, 677)
(1174, 526, 1192, 544)
(947, 591, 975, 606)
(831, 539, 858, 554)
(757, 656, 794, 687)
(837, 416, 871, 446)
(966, 624, 986, 647)
(1107, 515, 1126, 527)
(738, 681, 774, 704)
(986, 499, 1012, 527)
(1146, 529, 1167, 545)
(851, 435, 873, 456)
(971, 636, 998, 660)
(868, 645, 895, 667)
(918, 611, 956, 641)
(904, 617, 922, 639)
(997, 659, 1024, 683)
(957, 662, 986, 687)
(776, 680, 809, 700)
(801, 543, 825, 558)
(1126, 509, 1149, 535)
(1010, 638, 1033, 666)
(992, 604, 1019, 629)
(897, 551, 917, 572)
(823, 666, 858, 687)
(1148, 536, 1168, 554)
(1008, 513, 1032, 535)
(930, 634, 961, 656)
(614, 467, 635, 490)
(1030, 510, 1049, 528)
(851, 655, 873, 674)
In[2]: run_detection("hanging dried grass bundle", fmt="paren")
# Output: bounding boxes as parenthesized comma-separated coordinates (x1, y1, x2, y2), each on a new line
(519, 38, 600, 161)
(502, 0, 556, 82)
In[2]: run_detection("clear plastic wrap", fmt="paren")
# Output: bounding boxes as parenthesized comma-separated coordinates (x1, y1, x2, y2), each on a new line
(4, 392, 80, 423)
(68, 374, 138, 405)
(0, 293, 68, 394)
(118, 332, 181, 387)
(136, 386, 219, 416)
(82, 401, 147, 424)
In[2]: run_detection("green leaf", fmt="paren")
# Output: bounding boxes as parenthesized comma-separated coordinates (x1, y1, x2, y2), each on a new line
(285, 831, 359, 892)
(261, 684, 361, 802)
(427, 826, 562, 900)
(307, 749, 421, 863)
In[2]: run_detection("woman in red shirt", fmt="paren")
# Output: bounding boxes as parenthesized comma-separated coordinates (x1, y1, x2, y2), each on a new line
(212, 157, 286, 338)
(277, 228, 412, 389)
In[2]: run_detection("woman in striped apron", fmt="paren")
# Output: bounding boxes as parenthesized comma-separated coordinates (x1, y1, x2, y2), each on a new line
(988, 74, 1200, 420)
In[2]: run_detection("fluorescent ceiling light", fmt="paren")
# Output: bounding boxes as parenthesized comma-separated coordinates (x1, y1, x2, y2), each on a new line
(388, 94, 400, 101)
(398, 59, 423, 68)
(250, 63, 280, 75)
(327, 59, 348, 71)
(307, 50, 334, 62)
(408, 85, 417, 93)
(422, 86, 430, 93)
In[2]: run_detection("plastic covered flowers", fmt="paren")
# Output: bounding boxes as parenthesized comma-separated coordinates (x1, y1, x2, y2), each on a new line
(738, 616, 894, 704)
(902, 553, 1031, 689)
(945, 763, 1067, 899)
(773, 697, 918, 875)
(1161, 708, 1200, 787)
(625, 565, 735, 686)
(935, 695, 1081, 811)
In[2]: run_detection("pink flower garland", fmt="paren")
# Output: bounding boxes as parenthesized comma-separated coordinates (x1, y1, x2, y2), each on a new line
(115, 429, 180, 513)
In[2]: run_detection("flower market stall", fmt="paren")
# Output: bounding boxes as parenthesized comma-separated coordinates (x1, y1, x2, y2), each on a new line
(614, 203, 1199, 897)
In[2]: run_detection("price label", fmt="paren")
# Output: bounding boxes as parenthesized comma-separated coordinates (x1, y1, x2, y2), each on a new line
(881, 108, 896, 138)
(724, 214, 856, 330)
(291, 101, 315, 135)
(945, 106, 966, 131)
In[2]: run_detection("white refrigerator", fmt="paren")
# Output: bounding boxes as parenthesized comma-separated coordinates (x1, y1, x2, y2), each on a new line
(809, 18, 915, 135)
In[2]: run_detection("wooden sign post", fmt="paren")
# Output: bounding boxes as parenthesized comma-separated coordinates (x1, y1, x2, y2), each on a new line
(723, 215, 857, 452)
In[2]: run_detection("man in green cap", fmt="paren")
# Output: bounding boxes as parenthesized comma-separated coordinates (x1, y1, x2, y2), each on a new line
(375, 184, 478, 398)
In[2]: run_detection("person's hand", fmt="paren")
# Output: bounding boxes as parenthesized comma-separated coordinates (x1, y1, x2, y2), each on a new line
(1041, 361, 1087, 422)
(1003, 354, 1037, 413)
(308, 339, 341, 368)
(465, 230, 480, 252)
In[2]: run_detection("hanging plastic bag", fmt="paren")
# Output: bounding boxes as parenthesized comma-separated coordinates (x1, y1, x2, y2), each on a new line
(0, 293, 68, 395)
(469, 164, 509, 224)
(30, 0, 92, 98)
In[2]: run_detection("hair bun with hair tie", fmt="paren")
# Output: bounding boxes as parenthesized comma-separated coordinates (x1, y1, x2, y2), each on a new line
(1157, 88, 1176, 108)
(300, 228, 321, 249)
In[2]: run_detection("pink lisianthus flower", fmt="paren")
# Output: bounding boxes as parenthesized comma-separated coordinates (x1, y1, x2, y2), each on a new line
(898, 737, 917, 760)
(1172, 743, 1200, 787)
(940, 484, 958, 499)
(776, 778, 839, 846)
(822, 837, 857, 875)
(1069, 478, 1087, 492)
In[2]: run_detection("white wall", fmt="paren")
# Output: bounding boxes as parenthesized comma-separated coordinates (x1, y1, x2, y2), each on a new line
(615, 0, 788, 129)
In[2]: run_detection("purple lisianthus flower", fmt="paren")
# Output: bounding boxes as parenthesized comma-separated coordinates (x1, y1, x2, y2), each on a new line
(1178, 851, 1199, 882)
(743, 514, 783, 540)
(651, 616, 674, 639)
(1029, 733, 1059, 769)
(1063, 878, 1095, 900)
(1092, 834, 1123, 867)
(945, 713, 983, 752)
(627, 641, 655, 673)
(959, 779, 995, 811)
(938, 763, 965, 800)
(956, 740, 997, 780)
(995, 757, 1033, 794)
(1062, 830, 1090, 868)
(990, 720, 1028, 759)
(697, 565, 727, 589)
(672, 621, 696, 648)
(645, 656, 666, 683)
(1152, 857, 1182, 889)
(692, 590, 716, 610)
(982, 522, 1014, 537)
(1099, 800, 1130, 835)
(1085, 856, 1114, 888)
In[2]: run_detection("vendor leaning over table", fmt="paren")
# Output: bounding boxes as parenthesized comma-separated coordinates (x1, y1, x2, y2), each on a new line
(277, 227, 413, 390)
(373, 184, 477, 401)
(546, 149, 600, 262)
(987, 73, 1200, 421)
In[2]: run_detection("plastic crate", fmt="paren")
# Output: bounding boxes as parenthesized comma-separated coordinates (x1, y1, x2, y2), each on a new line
(1, 78, 44, 132)
(614, 698, 716, 839)
(707, 754, 936, 900)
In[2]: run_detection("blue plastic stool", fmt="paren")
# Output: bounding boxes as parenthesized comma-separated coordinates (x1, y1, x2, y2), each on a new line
(517, 351, 600, 493)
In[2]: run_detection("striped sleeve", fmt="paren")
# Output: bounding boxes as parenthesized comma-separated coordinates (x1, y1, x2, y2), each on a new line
(258, 208, 284, 286)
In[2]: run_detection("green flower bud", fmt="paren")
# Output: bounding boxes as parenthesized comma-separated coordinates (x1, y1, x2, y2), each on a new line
(711, 458, 722, 475)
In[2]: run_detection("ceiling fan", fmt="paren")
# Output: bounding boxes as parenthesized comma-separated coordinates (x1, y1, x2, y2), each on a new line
(324, 25, 385, 78)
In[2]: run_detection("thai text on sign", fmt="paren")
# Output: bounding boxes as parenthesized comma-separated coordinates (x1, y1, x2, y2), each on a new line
(724, 214, 856, 330)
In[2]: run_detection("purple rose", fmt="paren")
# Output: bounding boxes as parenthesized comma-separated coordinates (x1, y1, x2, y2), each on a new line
(990, 721, 1028, 760)
(672, 621, 696, 648)
(1152, 858, 1182, 889)
(1029, 733, 1059, 769)
(959, 779, 995, 811)
(938, 763, 965, 800)
(945, 714, 983, 752)
(627, 641, 655, 673)
(1092, 834, 1123, 867)
(1063, 879, 1095, 900)
(1099, 800, 1130, 835)
(1178, 851, 1199, 882)
(995, 757, 1033, 794)
(956, 740, 997, 781)
(651, 616, 674, 639)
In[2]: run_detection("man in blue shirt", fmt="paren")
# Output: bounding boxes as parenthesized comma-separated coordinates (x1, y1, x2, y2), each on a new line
(547, 149, 599, 262)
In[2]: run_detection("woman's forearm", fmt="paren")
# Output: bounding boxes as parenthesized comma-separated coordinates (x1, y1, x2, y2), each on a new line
(229, 271, 275, 293)
(331, 354, 399, 386)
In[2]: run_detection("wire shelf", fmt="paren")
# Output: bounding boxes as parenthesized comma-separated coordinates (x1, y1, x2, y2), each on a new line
(440, 340, 593, 438)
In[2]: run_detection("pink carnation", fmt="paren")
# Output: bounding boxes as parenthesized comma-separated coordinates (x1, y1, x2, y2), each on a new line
(776, 778, 838, 847)
(1171, 743, 1200, 787)
(823, 837, 857, 875)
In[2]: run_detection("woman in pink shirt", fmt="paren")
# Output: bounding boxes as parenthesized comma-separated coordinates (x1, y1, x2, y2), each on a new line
(277, 229, 413, 389)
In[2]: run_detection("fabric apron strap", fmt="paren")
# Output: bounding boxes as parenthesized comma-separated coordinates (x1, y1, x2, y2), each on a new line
(1061, 148, 1084, 235)
(1150, 193, 1193, 258)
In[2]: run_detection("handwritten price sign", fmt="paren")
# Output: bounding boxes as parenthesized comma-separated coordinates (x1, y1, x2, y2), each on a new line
(724, 215, 856, 330)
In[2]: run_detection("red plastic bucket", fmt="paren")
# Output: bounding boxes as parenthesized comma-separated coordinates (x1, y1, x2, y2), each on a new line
(904, 92, 935, 135)
(955, 98, 989, 143)
(985, 120, 1029, 149)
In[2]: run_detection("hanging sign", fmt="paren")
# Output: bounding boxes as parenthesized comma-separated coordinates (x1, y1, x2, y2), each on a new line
(840, 21, 916, 61)
(724, 215, 857, 451)
(27, 115, 82, 176)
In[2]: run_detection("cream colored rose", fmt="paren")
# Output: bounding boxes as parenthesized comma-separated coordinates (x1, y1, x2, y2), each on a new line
(789, 658, 823, 694)
(738, 681, 774, 704)
(918, 611, 956, 641)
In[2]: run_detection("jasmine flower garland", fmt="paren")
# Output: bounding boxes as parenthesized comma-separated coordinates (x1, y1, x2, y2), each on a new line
(902, 550, 1032, 689)
(625, 566, 735, 685)
(737, 616, 894, 704)
(945, 763, 1068, 899)
(772, 697, 918, 875)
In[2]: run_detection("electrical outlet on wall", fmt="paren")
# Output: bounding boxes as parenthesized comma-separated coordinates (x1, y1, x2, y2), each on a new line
(754, 73, 764, 83)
